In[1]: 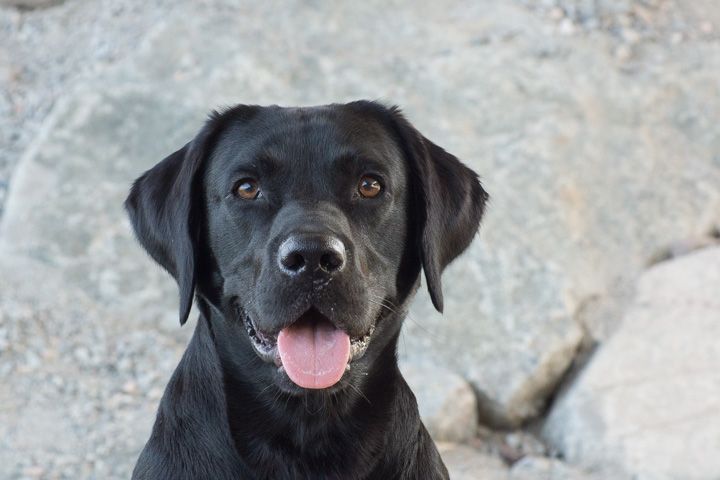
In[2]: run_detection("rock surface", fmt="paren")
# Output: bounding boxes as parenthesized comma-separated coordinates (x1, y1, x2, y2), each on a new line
(0, 0, 181, 217)
(392, 0, 720, 424)
(543, 246, 720, 480)
(400, 361, 478, 443)
(0, 0, 63, 9)
(437, 444, 604, 480)
(437, 443, 510, 480)
(510, 456, 602, 480)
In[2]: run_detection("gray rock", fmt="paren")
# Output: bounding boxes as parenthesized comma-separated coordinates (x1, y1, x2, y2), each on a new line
(0, 84, 198, 331)
(400, 360, 478, 443)
(397, 15, 720, 424)
(510, 456, 605, 480)
(0, 0, 63, 8)
(436, 443, 509, 480)
(501, 431, 548, 461)
(542, 247, 720, 480)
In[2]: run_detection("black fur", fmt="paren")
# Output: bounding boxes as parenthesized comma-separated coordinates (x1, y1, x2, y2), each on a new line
(125, 101, 488, 479)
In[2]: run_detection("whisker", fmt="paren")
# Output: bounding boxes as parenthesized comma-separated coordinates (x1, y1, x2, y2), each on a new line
(348, 382, 372, 406)
(365, 294, 399, 313)
(366, 298, 397, 314)
(404, 310, 436, 337)
(366, 293, 436, 339)
(267, 388, 283, 412)
(283, 390, 292, 412)
(254, 383, 275, 400)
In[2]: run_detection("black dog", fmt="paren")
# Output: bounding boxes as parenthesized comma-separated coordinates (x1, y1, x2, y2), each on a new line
(125, 101, 487, 479)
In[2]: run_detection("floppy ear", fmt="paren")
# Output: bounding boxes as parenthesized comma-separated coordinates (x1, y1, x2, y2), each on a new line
(124, 131, 210, 325)
(388, 108, 489, 313)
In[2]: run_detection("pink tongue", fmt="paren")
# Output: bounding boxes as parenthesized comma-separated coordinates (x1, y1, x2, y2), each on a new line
(277, 317, 351, 389)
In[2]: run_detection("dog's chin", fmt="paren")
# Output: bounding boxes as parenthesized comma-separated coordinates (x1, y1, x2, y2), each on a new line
(241, 310, 376, 395)
(271, 367, 359, 396)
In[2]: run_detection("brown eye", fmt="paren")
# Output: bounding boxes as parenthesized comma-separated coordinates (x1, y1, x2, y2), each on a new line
(358, 175, 383, 198)
(234, 178, 261, 200)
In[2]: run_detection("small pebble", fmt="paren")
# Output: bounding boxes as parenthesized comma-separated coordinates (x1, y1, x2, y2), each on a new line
(558, 18, 576, 36)
(615, 44, 633, 61)
(549, 7, 564, 21)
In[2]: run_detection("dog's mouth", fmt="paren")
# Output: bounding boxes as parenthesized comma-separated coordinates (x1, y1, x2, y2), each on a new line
(242, 308, 375, 389)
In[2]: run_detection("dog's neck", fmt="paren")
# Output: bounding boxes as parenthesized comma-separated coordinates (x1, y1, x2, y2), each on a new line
(195, 303, 418, 478)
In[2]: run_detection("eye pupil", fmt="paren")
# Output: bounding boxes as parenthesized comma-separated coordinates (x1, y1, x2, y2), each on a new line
(359, 176, 382, 198)
(235, 178, 260, 199)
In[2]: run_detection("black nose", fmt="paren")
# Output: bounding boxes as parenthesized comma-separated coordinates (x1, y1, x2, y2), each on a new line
(278, 234, 346, 276)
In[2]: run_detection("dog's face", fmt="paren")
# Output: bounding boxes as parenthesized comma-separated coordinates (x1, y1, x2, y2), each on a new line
(126, 101, 487, 396)
(201, 106, 413, 392)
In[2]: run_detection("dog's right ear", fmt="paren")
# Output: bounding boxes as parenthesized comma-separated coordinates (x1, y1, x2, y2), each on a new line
(382, 105, 489, 313)
(124, 128, 212, 326)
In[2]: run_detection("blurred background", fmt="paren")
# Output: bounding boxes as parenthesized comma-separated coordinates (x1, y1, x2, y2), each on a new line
(1, 1, 719, 479)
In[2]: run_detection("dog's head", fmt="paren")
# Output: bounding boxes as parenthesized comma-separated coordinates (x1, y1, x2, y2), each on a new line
(126, 101, 487, 394)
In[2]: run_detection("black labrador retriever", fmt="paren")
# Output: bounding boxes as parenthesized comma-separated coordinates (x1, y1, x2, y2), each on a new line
(125, 101, 487, 479)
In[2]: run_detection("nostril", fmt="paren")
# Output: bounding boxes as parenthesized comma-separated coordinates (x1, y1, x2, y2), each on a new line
(320, 251, 344, 272)
(282, 252, 305, 272)
(278, 237, 307, 275)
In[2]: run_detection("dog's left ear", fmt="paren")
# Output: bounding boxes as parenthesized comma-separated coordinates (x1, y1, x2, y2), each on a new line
(387, 107, 489, 313)
(124, 123, 216, 326)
